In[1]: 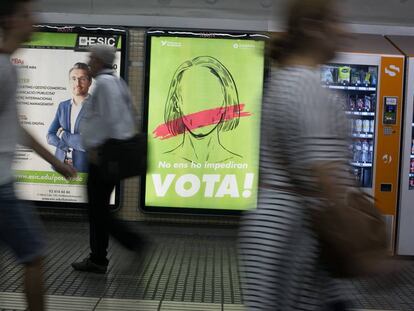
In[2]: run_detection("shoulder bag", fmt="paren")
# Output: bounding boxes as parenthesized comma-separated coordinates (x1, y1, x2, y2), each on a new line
(311, 189, 388, 278)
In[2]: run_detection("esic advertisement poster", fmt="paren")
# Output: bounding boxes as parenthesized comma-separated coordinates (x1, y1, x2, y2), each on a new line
(145, 32, 265, 212)
(12, 26, 124, 204)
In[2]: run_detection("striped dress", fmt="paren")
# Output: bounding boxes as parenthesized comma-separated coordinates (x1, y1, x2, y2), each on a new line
(239, 66, 354, 311)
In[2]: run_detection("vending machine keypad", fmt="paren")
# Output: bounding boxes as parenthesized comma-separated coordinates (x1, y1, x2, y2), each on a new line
(383, 127, 393, 135)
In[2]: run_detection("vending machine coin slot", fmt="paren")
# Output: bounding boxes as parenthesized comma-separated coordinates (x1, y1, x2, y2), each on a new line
(380, 183, 392, 192)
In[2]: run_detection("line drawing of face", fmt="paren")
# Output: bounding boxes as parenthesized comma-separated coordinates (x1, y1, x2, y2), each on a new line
(180, 66, 224, 137)
(164, 56, 241, 139)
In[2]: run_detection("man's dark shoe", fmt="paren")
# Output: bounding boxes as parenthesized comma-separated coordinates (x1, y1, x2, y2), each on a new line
(71, 257, 107, 274)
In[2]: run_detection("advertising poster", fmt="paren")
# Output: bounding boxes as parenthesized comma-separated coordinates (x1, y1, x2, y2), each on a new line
(144, 31, 266, 212)
(13, 26, 125, 204)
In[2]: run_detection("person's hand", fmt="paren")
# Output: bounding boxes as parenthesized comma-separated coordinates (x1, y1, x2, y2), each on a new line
(53, 161, 77, 180)
(57, 127, 64, 139)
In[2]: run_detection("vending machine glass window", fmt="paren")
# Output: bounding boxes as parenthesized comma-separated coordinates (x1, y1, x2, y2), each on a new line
(321, 64, 378, 188)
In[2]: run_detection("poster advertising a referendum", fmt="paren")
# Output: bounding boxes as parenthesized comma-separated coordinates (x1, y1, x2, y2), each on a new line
(144, 32, 265, 211)
(12, 26, 124, 204)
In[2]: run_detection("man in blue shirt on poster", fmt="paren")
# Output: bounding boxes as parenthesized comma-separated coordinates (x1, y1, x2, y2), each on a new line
(47, 62, 92, 172)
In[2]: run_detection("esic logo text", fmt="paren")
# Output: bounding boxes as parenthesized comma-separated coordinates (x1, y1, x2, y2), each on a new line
(78, 36, 117, 47)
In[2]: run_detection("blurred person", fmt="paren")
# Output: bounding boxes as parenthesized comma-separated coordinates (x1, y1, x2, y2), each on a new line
(71, 45, 146, 274)
(0, 1, 77, 310)
(238, 0, 352, 310)
(47, 62, 92, 173)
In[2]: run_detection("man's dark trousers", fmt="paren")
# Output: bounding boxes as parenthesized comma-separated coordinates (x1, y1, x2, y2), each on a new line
(87, 162, 143, 265)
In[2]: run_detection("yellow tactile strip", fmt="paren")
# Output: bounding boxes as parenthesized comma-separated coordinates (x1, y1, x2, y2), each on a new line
(0, 293, 233, 311)
(0, 293, 401, 311)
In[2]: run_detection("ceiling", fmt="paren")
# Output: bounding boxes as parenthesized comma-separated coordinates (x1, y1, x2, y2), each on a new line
(35, 0, 414, 29)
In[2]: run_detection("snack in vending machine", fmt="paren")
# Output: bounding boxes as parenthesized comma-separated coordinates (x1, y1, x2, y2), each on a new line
(354, 140, 362, 162)
(369, 119, 375, 133)
(412, 139, 414, 154)
(363, 119, 370, 133)
(351, 67, 361, 85)
(369, 67, 377, 86)
(410, 177, 414, 188)
(368, 141, 373, 163)
(410, 159, 414, 173)
(360, 69, 367, 85)
(349, 95, 356, 111)
(348, 119, 354, 133)
(364, 70, 371, 86)
(348, 142, 354, 155)
(341, 99, 347, 111)
(355, 119, 363, 133)
(332, 66, 339, 84)
(338, 66, 351, 85)
(353, 167, 360, 182)
(361, 140, 369, 162)
(321, 66, 334, 84)
(370, 94, 377, 112)
(371, 93, 377, 103)
(364, 95, 372, 112)
(362, 167, 372, 187)
(360, 168, 365, 187)
(356, 97, 364, 111)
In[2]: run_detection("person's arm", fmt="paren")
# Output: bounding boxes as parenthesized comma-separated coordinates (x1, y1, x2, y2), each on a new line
(21, 126, 76, 179)
(46, 104, 69, 151)
(61, 132, 85, 152)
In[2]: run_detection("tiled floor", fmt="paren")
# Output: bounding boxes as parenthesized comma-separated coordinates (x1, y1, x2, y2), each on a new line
(1, 217, 414, 310)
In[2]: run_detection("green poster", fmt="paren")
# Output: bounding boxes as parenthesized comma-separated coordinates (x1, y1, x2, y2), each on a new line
(145, 36, 265, 211)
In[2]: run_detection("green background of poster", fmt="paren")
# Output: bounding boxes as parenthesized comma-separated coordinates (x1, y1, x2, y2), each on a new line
(145, 36, 265, 210)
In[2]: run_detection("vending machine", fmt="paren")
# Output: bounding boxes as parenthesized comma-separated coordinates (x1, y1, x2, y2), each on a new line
(386, 35, 414, 255)
(320, 34, 404, 251)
